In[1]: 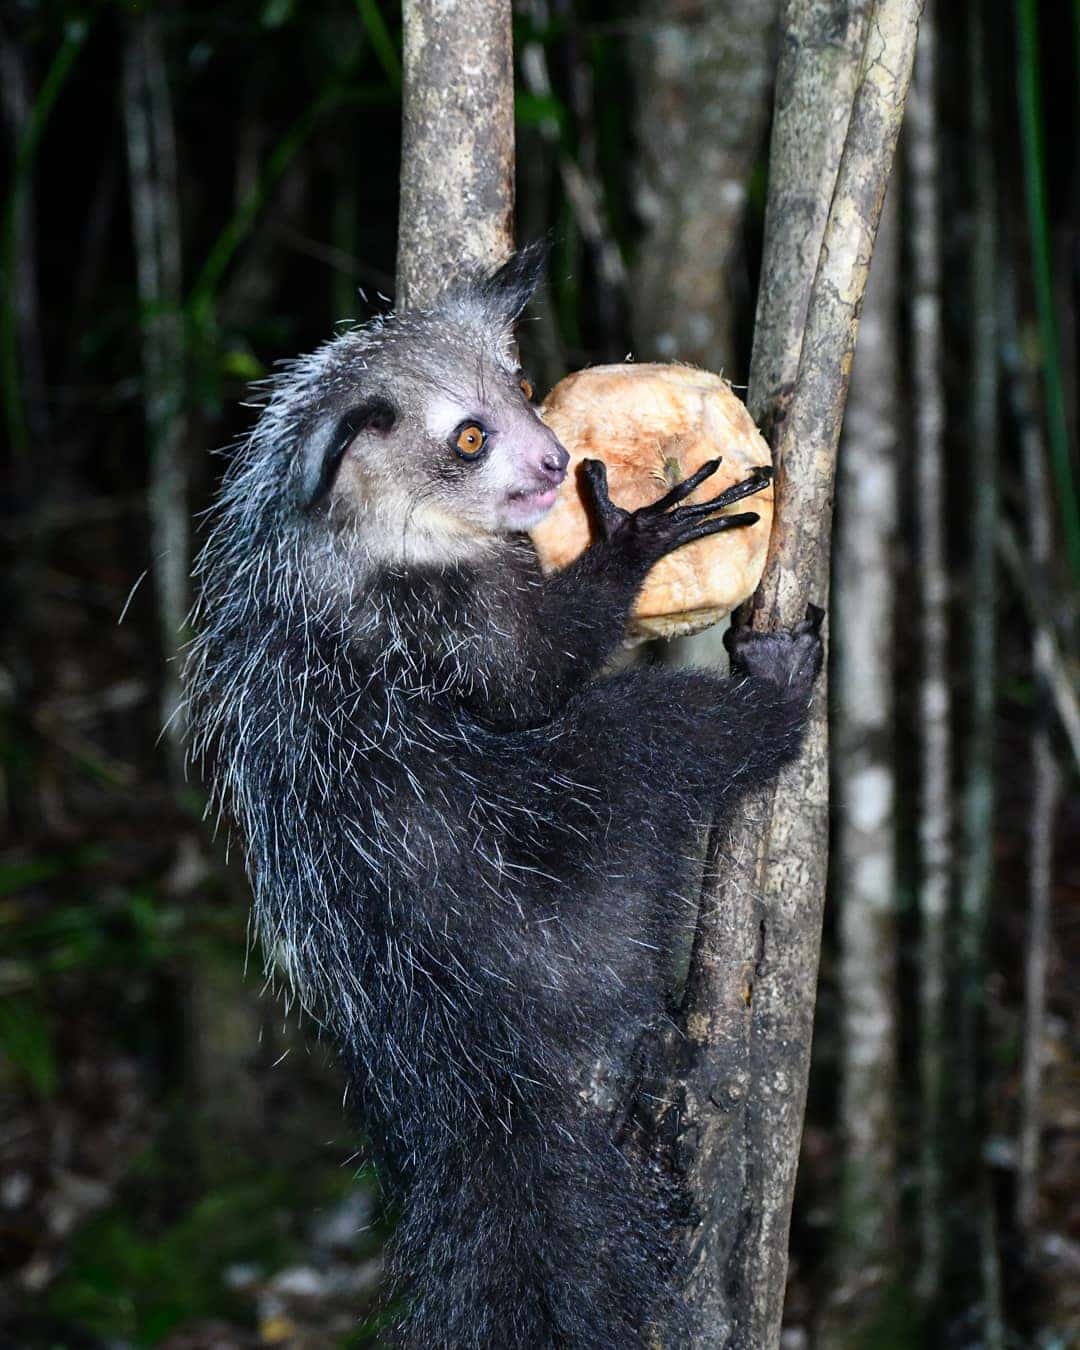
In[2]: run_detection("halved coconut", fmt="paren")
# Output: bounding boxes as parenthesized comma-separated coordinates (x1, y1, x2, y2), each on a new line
(531, 363, 773, 640)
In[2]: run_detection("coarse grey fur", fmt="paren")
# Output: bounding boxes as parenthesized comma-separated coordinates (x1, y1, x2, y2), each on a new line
(185, 245, 823, 1348)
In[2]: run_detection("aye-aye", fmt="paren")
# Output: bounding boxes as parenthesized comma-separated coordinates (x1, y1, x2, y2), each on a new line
(185, 244, 823, 1349)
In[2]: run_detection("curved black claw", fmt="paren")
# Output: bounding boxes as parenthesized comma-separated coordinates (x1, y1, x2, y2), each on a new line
(799, 603, 826, 634)
(580, 457, 769, 571)
(675, 510, 759, 547)
(663, 466, 773, 524)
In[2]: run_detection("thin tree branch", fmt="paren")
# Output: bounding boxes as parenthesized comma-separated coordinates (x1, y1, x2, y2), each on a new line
(960, 0, 999, 1107)
(999, 255, 1063, 1241)
(675, 14, 876, 1317)
(997, 524, 1080, 774)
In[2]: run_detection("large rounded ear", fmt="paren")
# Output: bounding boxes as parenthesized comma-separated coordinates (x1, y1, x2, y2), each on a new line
(294, 396, 398, 510)
(477, 239, 550, 326)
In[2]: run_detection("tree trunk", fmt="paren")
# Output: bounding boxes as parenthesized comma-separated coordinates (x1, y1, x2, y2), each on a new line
(629, 0, 780, 669)
(1005, 272, 1061, 1236)
(824, 184, 900, 1342)
(396, 0, 515, 306)
(0, 29, 50, 460)
(906, 0, 950, 1306)
(962, 14, 1005, 1342)
(629, 0, 780, 377)
(1016, 0, 1080, 581)
(123, 13, 189, 781)
(676, 3, 922, 1344)
(959, 0, 998, 1126)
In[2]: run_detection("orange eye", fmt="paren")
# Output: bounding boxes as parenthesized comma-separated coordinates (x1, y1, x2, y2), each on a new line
(454, 423, 487, 457)
(519, 377, 534, 401)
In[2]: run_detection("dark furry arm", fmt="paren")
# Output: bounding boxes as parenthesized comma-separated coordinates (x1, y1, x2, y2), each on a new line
(539, 608, 826, 828)
(460, 459, 771, 729)
(467, 541, 650, 725)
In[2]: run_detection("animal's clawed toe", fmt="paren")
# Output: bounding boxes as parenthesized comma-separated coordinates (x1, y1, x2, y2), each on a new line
(724, 609, 826, 695)
(794, 603, 825, 637)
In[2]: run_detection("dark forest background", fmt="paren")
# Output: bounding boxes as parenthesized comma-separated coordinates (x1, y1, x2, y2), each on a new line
(1, 1, 1078, 1347)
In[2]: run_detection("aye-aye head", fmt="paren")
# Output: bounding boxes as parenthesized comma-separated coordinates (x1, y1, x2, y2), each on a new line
(236, 243, 569, 568)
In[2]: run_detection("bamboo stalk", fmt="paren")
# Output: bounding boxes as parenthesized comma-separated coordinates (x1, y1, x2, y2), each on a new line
(1019, 722, 1058, 1234)
(996, 523, 1080, 773)
(0, 35, 48, 453)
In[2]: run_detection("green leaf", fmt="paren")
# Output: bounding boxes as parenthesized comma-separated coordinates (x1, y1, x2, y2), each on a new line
(515, 90, 568, 135)
(0, 994, 58, 1099)
(356, 0, 401, 92)
(221, 349, 265, 381)
(0, 856, 66, 898)
(261, 0, 295, 29)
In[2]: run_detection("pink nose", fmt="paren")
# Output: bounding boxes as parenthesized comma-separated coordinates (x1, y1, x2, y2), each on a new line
(540, 446, 569, 483)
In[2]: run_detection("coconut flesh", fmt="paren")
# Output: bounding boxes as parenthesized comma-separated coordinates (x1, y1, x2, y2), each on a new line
(531, 363, 774, 641)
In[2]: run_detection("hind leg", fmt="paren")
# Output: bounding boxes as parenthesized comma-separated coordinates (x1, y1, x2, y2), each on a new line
(391, 1103, 684, 1350)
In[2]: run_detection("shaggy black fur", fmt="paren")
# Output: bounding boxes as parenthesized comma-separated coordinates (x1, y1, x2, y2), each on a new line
(186, 249, 822, 1348)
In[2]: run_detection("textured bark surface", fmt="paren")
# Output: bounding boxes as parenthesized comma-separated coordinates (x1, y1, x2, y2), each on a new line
(628, 0, 779, 670)
(396, 0, 515, 307)
(825, 185, 899, 1339)
(675, 4, 923, 1345)
(629, 0, 780, 376)
(746, 0, 872, 428)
